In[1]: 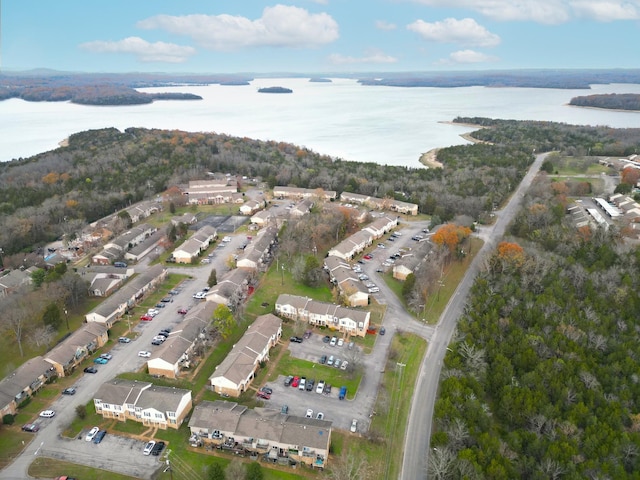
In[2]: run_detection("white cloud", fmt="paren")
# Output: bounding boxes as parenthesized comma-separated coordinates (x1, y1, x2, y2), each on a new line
(137, 5, 339, 51)
(328, 50, 398, 65)
(408, 0, 572, 24)
(570, 1, 640, 21)
(375, 20, 397, 30)
(407, 18, 500, 47)
(80, 37, 195, 63)
(439, 49, 499, 64)
(409, 0, 640, 23)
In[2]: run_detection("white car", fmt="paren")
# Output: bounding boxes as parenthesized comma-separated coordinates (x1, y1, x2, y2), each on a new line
(316, 412, 325, 420)
(337, 338, 344, 347)
(85, 426, 100, 441)
(350, 419, 357, 433)
(143, 440, 156, 455)
(330, 336, 337, 347)
(316, 381, 325, 394)
(138, 351, 151, 358)
(39, 410, 55, 418)
(305, 409, 313, 418)
(340, 361, 349, 371)
(147, 308, 160, 316)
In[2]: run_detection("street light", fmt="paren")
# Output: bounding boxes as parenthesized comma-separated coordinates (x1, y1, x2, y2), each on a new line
(281, 264, 285, 285)
(64, 308, 69, 331)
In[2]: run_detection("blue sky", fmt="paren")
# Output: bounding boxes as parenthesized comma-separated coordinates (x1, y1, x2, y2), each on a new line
(3, 0, 639, 73)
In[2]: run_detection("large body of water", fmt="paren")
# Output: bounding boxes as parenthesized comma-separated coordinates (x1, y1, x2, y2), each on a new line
(2, 77, 640, 168)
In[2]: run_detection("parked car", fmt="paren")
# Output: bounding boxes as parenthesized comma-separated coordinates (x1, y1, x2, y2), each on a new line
(260, 386, 273, 395)
(350, 419, 358, 433)
(84, 366, 98, 374)
(100, 353, 113, 360)
(305, 409, 313, 418)
(316, 381, 325, 394)
(177, 307, 188, 315)
(284, 375, 294, 387)
(147, 308, 160, 316)
(118, 336, 131, 343)
(340, 361, 349, 371)
(21, 423, 40, 433)
(291, 376, 300, 388)
(140, 315, 153, 321)
(322, 335, 331, 343)
(151, 441, 165, 456)
(327, 355, 334, 366)
(330, 336, 338, 347)
(39, 410, 55, 418)
(281, 404, 289, 414)
(306, 379, 315, 391)
(93, 357, 108, 364)
(289, 336, 303, 343)
(93, 430, 107, 444)
(348, 341, 355, 350)
(316, 412, 325, 420)
(319, 355, 327, 365)
(257, 390, 271, 400)
(62, 387, 76, 395)
(155, 303, 165, 309)
(324, 384, 332, 395)
(143, 441, 156, 455)
(363, 254, 372, 260)
(85, 426, 100, 441)
(138, 351, 151, 358)
(337, 338, 344, 347)
(334, 358, 342, 369)
(298, 378, 306, 390)
(303, 330, 312, 339)
(339, 386, 347, 400)
(161, 297, 173, 303)
(379, 326, 386, 335)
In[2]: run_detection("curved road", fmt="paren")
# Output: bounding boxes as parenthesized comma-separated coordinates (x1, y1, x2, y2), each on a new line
(400, 153, 548, 480)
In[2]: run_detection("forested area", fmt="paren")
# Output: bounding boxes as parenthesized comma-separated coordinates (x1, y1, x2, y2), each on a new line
(430, 171, 640, 478)
(0, 125, 535, 257)
(570, 93, 640, 111)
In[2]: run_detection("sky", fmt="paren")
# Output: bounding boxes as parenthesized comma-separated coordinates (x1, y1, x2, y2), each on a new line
(2, 0, 640, 74)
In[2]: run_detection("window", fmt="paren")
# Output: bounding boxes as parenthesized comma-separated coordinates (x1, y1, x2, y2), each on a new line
(144, 412, 151, 417)
(167, 411, 176, 418)
(155, 413, 163, 419)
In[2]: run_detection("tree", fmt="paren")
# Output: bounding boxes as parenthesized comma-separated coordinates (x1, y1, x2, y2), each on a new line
(432, 224, 472, 254)
(75, 404, 87, 419)
(42, 303, 62, 329)
(208, 268, 218, 287)
(225, 459, 245, 479)
(329, 450, 371, 480)
(212, 304, 235, 339)
(207, 462, 226, 480)
(245, 462, 263, 480)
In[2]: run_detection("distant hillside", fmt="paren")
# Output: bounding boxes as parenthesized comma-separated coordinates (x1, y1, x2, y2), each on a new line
(258, 86, 293, 94)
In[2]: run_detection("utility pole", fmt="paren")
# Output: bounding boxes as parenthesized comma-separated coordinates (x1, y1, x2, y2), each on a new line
(64, 308, 69, 331)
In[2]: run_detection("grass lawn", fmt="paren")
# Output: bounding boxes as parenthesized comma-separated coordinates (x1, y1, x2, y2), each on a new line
(29, 457, 138, 480)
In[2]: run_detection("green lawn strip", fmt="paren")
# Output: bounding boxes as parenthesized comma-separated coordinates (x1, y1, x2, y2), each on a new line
(28, 457, 138, 480)
(342, 332, 426, 478)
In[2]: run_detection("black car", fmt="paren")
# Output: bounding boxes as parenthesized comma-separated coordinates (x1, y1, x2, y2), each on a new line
(62, 387, 76, 395)
(93, 430, 107, 444)
(306, 379, 315, 391)
(284, 375, 294, 387)
(151, 441, 166, 456)
(22, 423, 40, 432)
(379, 326, 386, 335)
(319, 355, 327, 365)
(260, 386, 273, 395)
(84, 366, 98, 374)
(289, 336, 303, 343)
(322, 335, 331, 343)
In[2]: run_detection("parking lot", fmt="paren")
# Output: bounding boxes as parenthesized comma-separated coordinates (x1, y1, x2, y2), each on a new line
(258, 333, 369, 432)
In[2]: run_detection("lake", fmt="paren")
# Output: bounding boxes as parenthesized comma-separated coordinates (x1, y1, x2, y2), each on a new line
(2, 77, 640, 168)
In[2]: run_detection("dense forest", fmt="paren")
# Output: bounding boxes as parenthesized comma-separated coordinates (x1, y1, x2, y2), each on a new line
(430, 169, 640, 478)
(570, 93, 640, 111)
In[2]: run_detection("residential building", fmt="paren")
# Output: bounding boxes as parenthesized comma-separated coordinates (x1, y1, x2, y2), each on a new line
(189, 400, 331, 469)
(172, 225, 217, 264)
(275, 294, 370, 337)
(209, 314, 282, 397)
(0, 356, 56, 417)
(273, 186, 336, 201)
(44, 323, 109, 377)
(93, 379, 192, 430)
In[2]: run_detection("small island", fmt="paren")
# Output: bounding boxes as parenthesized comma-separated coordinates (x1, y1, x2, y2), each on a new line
(258, 86, 293, 94)
(309, 78, 332, 83)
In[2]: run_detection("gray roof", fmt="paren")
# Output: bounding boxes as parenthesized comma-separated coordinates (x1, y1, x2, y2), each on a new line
(94, 378, 190, 413)
(46, 323, 108, 364)
(0, 356, 54, 403)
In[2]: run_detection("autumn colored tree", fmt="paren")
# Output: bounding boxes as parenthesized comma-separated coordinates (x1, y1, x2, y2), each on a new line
(496, 241, 525, 269)
(621, 166, 640, 187)
(432, 224, 472, 254)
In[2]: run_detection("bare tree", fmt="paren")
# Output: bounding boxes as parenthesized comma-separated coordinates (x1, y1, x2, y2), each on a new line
(225, 459, 246, 479)
(427, 446, 456, 480)
(29, 324, 56, 348)
(329, 449, 371, 480)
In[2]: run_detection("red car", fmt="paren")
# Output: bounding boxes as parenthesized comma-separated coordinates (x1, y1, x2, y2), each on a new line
(291, 376, 300, 388)
(177, 307, 188, 315)
(256, 391, 271, 400)
(363, 254, 372, 260)
(140, 314, 153, 321)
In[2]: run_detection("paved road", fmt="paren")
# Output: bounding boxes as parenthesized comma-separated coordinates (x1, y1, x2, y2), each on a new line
(400, 152, 549, 480)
